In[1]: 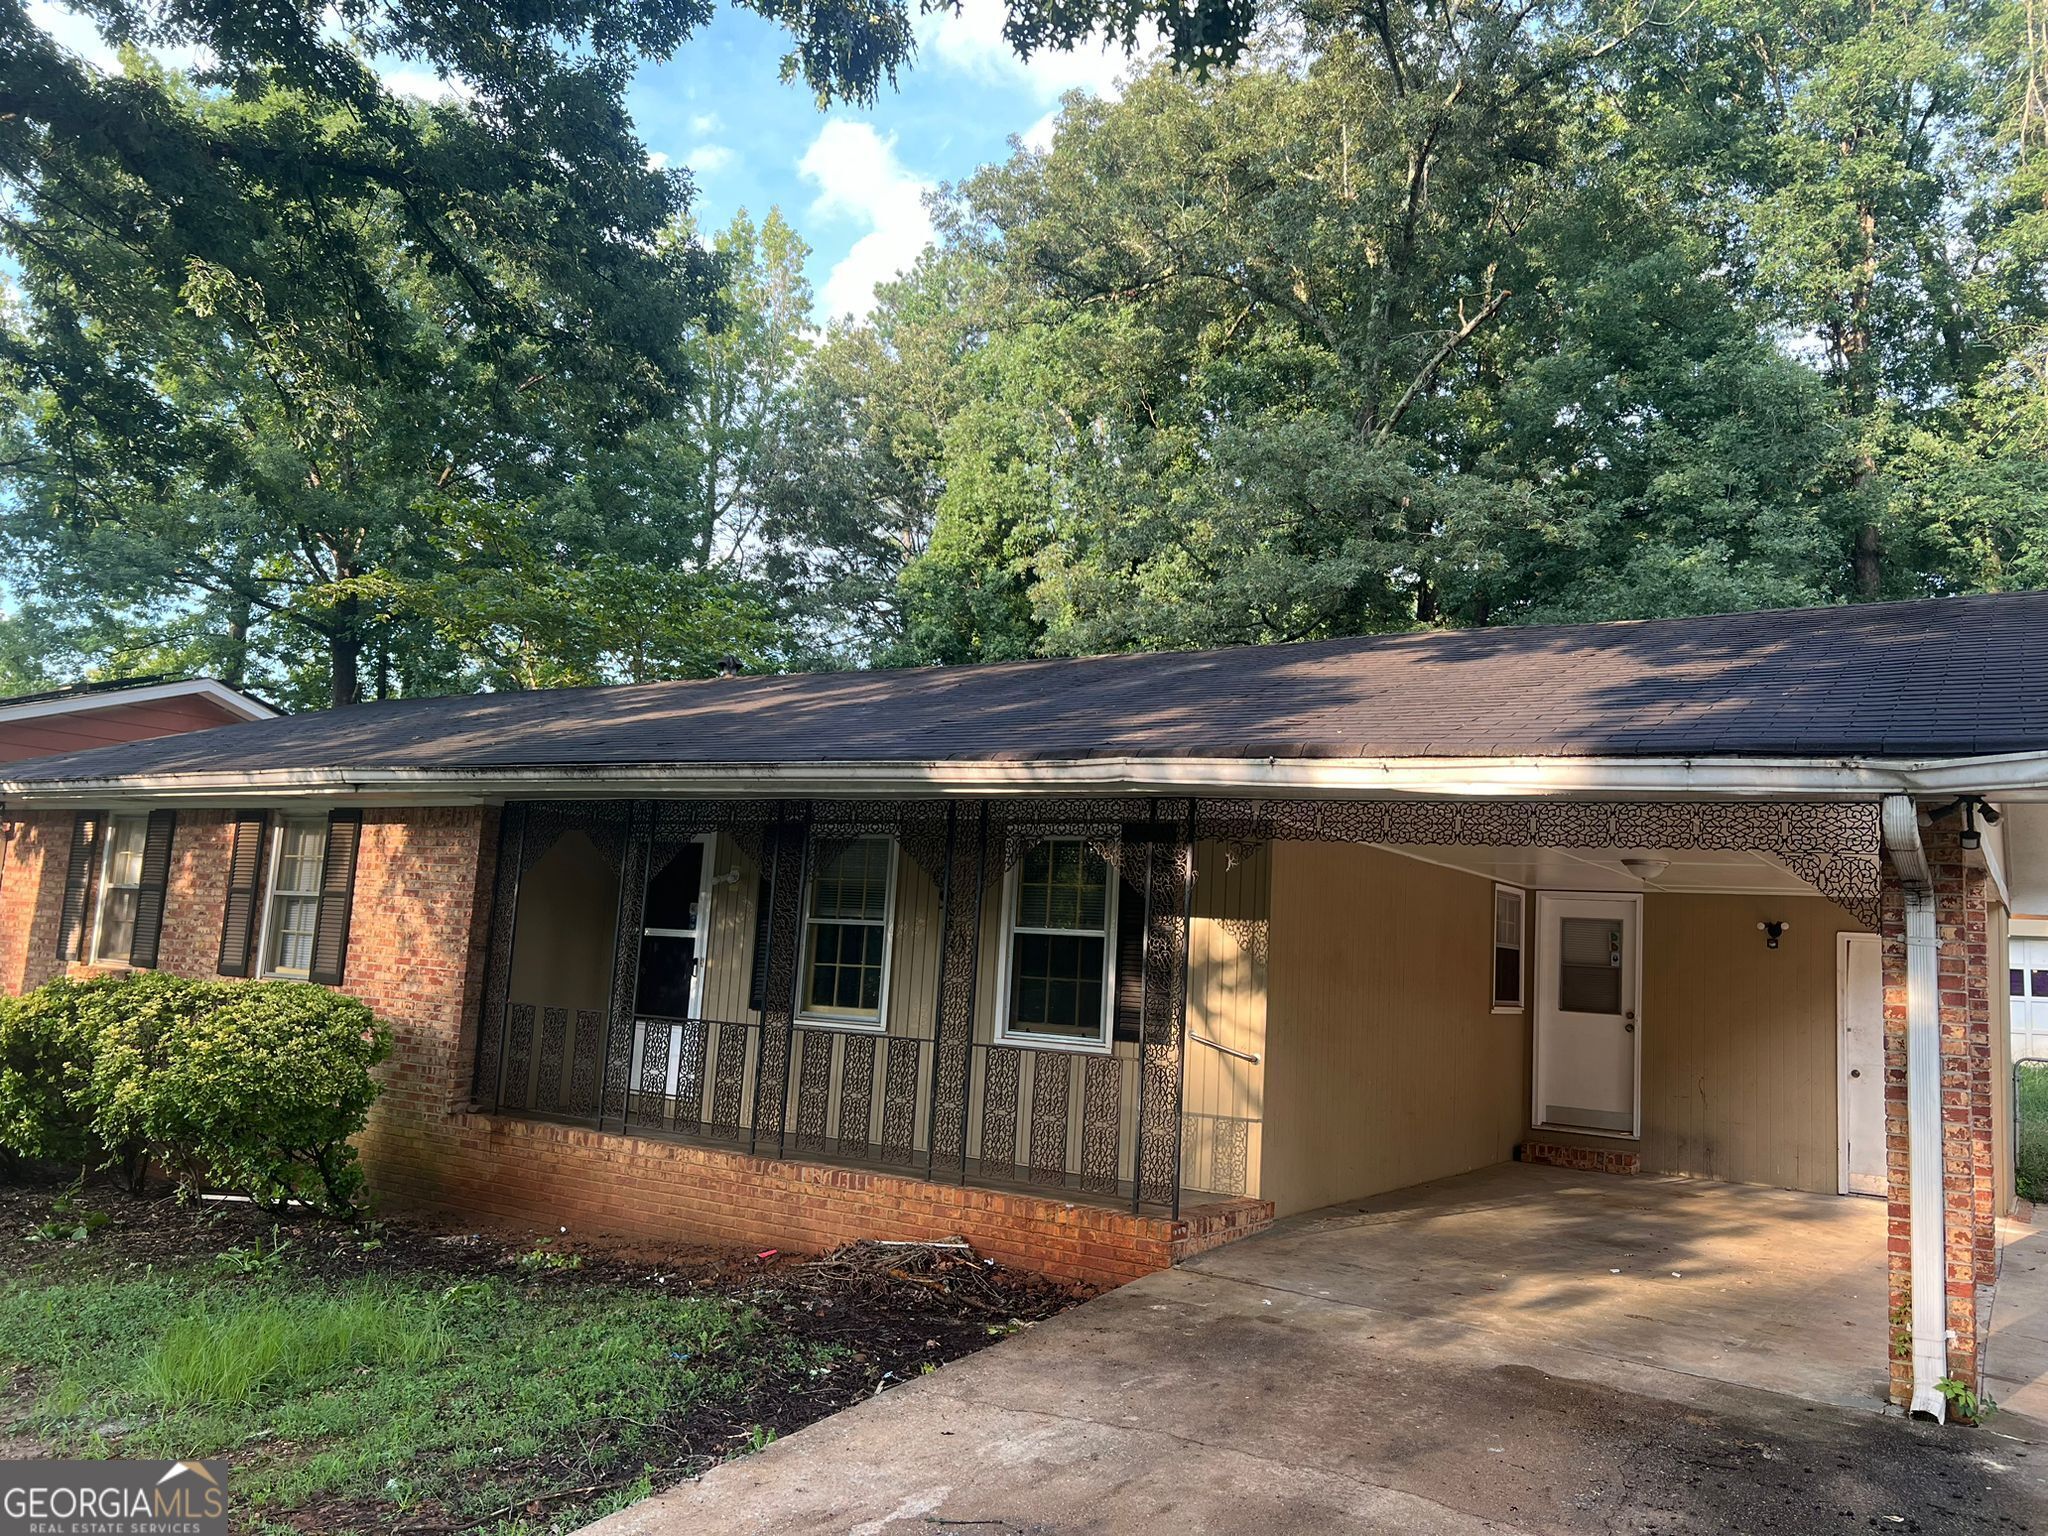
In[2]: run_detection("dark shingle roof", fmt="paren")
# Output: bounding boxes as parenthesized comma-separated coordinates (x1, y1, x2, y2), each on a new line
(4, 593, 2045, 787)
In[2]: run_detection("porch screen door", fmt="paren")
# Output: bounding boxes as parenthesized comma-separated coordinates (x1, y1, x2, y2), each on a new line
(1533, 893, 1642, 1138)
(630, 836, 715, 1109)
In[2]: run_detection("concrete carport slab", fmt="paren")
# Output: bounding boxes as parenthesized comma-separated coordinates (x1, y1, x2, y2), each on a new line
(581, 1164, 2048, 1535)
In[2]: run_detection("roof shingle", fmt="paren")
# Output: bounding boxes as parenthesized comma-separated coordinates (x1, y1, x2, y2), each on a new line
(4, 593, 2044, 786)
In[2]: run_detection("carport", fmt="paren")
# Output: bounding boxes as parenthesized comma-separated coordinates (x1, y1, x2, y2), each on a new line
(1197, 1161, 1892, 1411)
(583, 1159, 2046, 1536)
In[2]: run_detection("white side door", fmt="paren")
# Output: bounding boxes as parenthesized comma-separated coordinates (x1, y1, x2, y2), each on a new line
(1838, 933, 1886, 1197)
(1533, 893, 1643, 1139)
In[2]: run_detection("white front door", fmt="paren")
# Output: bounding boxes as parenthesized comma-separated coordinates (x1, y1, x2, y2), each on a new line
(1533, 893, 1642, 1138)
(1838, 933, 1886, 1197)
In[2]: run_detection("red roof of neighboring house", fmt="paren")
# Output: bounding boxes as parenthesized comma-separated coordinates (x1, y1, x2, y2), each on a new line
(0, 677, 277, 766)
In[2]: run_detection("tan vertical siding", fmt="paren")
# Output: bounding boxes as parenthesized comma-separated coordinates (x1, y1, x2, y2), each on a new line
(1261, 842, 1526, 1216)
(1537, 891, 1864, 1194)
(1181, 842, 1268, 1197)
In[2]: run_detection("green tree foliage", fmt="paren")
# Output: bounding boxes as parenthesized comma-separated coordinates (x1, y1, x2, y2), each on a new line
(764, 0, 2046, 664)
(0, 0, 890, 706)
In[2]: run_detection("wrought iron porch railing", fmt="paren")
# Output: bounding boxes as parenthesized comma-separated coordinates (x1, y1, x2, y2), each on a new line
(491, 1008, 1151, 1204)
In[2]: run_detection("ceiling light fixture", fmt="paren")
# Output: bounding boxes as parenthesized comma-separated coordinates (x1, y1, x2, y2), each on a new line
(1620, 857, 1669, 882)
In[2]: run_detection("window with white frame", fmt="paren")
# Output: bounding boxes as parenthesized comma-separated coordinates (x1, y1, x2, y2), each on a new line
(91, 814, 149, 963)
(1492, 884, 1525, 1012)
(262, 817, 328, 978)
(798, 836, 895, 1027)
(999, 838, 1115, 1050)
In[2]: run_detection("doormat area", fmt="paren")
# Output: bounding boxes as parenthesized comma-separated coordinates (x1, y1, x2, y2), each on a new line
(1518, 1140, 1642, 1176)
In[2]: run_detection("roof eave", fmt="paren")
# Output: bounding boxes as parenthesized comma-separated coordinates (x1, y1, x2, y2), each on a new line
(7, 750, 2048, 807)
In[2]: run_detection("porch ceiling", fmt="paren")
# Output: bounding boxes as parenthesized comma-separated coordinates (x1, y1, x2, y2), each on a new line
(1376, 841, 1825, 898)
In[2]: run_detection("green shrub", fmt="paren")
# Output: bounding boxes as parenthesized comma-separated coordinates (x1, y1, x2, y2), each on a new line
(0, 972, 389, 1217)
(0, 974, 173, 1169)
(106, 981, 391, 1218)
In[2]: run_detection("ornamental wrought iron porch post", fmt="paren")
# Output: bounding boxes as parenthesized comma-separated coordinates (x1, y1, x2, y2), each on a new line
(597, 800, 657, 1133)
(1132, 798, 1196, 1212)
(750, 802, 812, 1159)
(472, 802, 528, 1112)
(926, 802, 987, 1183)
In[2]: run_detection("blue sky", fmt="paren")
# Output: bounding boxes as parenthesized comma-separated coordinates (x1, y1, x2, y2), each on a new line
(625, 3, 1139, 320)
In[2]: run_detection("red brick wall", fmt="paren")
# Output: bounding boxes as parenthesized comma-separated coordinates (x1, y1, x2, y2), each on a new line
(0, 811, 79, 996)
(412, 1113, 1269, 1286)
(1881, 819, 2000, 1407)
(0, 803, 1263, 1287)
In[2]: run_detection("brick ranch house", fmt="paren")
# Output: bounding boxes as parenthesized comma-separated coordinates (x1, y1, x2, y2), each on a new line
(1, 593, 2043, 1421)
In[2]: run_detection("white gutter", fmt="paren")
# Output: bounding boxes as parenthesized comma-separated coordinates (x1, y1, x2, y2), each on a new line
(1882, 793, 1949, 1422)
(7, 749, 2048, 806)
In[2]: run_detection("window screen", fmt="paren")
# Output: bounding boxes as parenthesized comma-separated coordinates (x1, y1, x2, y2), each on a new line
(264, 817, 327, 977)
(1491, 887, 1524, 1010)
(1004, 839, 1112, 1046)
(93, 815, 148, 962)
(799, 837, 892, 1025)
(1558, 916, 1623, 1014)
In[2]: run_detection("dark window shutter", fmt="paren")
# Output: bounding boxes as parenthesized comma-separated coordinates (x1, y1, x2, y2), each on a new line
(306, 810, 363, 987)
(54, 810, 104, 963)
(1112, 851, 1148, 1045)
(216, 812, 270, 977)
(747, 868, 774, 1012)
(125, 809, 178, 969)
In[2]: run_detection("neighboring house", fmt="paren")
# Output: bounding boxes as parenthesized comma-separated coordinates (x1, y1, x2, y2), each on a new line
(2007, 804, 2048, 1061)
(0, 677, 275, 766)
(0, 592, 2041, 1423)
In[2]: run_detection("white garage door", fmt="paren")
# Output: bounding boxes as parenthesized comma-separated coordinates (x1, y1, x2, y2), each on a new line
(2015, 937, 2048, 1064)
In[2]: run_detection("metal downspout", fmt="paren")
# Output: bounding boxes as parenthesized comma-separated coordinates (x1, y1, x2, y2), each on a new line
(1882, 793, 1948, 1421)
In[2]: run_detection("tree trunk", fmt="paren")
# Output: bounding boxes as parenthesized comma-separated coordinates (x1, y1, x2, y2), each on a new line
(330, 605, 363, 707)
(1853, 513, 1883, 599)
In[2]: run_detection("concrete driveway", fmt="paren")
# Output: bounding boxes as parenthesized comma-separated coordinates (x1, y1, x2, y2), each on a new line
(584, 1165, 2048, 1534)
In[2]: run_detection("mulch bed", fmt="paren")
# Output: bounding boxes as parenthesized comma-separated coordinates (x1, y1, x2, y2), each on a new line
(0, 1173, 1091, 1533)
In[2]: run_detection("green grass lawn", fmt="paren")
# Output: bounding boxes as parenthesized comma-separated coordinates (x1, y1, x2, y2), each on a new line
(2018, 1061, 2048, 1204)
(0, 1254, 833, 1533)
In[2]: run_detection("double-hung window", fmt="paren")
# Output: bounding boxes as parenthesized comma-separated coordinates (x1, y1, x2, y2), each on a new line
(261, 817, 328, 978)
(999, 838, 1115, 1051)
(90, 814, 149, 963)
(798, 836, 895, 1029)
(1491, 885, 1526, 1012)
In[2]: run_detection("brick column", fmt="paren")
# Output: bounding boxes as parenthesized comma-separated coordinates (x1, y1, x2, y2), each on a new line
(0, 811, 80, 997)
(1882, 816, 2000, 1407)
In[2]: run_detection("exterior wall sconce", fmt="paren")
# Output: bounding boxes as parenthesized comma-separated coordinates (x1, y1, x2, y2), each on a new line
(1758, 920, 1790, 949)
(1931, 795, 2001, 851)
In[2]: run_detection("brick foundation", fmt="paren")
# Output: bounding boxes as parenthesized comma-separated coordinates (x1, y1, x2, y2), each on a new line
(383, 1112, 1270, 1287)
(1, 804, 1270, 1289)
(1517, 1140, 1641, 1176)
(1882, 819, 2001, 1408)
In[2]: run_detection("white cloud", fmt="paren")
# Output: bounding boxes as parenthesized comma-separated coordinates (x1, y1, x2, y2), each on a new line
(689, 144, 735, 175)
(798, 121, 935, 321)
(1022, 108, 1061, 153)
(380, 67, 471, 103)
(647, 150, 671, 171)
(690, 111, 723, 135)
(914, 0, 1151, 103)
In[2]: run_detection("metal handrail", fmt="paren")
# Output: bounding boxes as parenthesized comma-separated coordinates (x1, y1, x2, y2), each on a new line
(1191, 1031, 1260, 1065)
